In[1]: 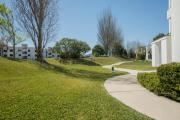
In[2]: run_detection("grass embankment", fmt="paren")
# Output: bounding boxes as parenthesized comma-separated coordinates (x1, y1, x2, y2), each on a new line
(116, 61, 156, 71)
(0, 57, 151, 120)
(86, 56, 125, 65)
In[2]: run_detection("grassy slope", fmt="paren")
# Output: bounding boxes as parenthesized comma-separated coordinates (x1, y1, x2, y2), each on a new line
(0, 57, 151, 120)
(116, 61, 156, 71)
(86, 57, 125, 65)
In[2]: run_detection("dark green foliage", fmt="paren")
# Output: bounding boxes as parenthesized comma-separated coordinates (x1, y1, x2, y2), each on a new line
(53, 38, 91, 59)
(92, 45, 105, 57)
(128, 48, 136, 59)
(112, 43, 127, 58)
(137, 53, 146, 60)
(138, 63, 180, 102)
(153, 33, 165, 41)
(137, 73, 160, 94)
(157, 63, 180, 101)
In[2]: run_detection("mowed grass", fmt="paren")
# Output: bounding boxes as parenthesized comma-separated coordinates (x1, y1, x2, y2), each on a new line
(0, 57, 151, 120)
(86, 56, 125, 65)
(116, 61, 156, 71)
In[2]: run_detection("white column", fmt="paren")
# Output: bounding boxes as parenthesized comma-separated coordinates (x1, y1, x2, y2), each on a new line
(152, 43, 161, 67)
(146, 46, 148, 61)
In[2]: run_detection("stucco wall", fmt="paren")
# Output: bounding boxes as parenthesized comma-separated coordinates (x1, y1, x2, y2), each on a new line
(152, 42, 161, 67)
(161, 36, 172, 64)
(170, 0, 180, 62)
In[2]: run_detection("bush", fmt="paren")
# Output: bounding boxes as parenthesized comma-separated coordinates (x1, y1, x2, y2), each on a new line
(137, 73, 160, 94)
(157, 63, 180, 101)
(138, 63, 180, 102)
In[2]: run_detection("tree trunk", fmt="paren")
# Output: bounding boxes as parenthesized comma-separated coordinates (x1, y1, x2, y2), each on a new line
(13, 37, 16, 59)
(37, 48, 43, 62)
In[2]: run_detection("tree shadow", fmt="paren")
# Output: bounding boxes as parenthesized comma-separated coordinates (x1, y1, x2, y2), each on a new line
(41, 61, 124, 82)
(58, 58, 100, 66)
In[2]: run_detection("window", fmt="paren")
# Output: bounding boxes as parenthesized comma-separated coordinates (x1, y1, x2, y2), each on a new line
(22, 52, 27, 54)
(3, 50, 7, 52)
(19, 54, 21, 56)
(4, 54, 7, 57)
(10, 49, 13, 52)
(10, 54, 13, 57)
(18, 49, 21, 52)
(28, 54, 30, 57)
(28, 50, 31, 52)
(49, 53, 52, 55)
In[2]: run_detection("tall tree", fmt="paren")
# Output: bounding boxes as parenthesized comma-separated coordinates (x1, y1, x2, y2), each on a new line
(14, 0, 59, 62)
(97, 8, 124, 56)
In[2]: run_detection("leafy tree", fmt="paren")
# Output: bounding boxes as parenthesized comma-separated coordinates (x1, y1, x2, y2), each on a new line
(53, 38, 91, 59)
(129, 48, 136, 59)
(92, 45, 105, 57)
(0, 4, 24, 59)
(112, 40, 127, 58)
(153, 33, 165, 41)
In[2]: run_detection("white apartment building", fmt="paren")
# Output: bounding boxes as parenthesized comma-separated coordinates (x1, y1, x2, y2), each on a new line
(151, 0, 180, 67)
(0, 44, 59, 59)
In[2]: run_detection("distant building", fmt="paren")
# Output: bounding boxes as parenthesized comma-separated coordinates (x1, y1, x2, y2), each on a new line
(0, 44, 59, 59)
(151, 0, 180, 67)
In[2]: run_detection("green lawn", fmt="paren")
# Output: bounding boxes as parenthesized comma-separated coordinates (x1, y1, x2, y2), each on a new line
(116, 61, 156, 71)
(0, 57, 151, 120)
(86, 56, 125, 65)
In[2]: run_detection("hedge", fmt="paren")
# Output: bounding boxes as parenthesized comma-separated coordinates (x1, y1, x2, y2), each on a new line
(157, 63, 180, 101)
(137, 73, 160, 94)
(138, 63, 180, 102)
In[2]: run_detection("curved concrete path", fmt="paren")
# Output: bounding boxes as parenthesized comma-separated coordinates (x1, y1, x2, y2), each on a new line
(104, 62, 180, 120)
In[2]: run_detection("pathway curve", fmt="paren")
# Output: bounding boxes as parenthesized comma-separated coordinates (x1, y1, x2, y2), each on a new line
(104, 62, 180, 120)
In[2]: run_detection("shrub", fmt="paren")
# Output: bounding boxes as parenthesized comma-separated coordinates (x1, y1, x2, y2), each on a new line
(138, 63, 180, 102)
(137, 73, 160, 94)
(157, 63, 180, 101)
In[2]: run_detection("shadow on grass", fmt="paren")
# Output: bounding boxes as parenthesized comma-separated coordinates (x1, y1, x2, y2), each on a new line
(57, 58, 100, 66)
(42, 60, 124, 82)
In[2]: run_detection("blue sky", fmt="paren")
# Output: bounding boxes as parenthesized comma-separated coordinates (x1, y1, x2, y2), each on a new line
(1, 0, 168, 48)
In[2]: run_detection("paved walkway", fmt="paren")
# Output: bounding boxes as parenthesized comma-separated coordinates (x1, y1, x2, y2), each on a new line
(104, 62, 180, 120)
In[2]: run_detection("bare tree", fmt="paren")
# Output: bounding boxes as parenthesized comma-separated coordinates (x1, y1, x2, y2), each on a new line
(97, 8, 123, 56)
(14, 0, 59, 62)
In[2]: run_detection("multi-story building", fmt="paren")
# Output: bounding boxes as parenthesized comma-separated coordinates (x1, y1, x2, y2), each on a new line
(151, 0, 180, 67)
(0, 44, 59, 59)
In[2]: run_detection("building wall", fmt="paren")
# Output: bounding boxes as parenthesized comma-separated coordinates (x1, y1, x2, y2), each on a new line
(152, 42, 161, 67)
(152, 36, 171, 67)
(169, 0, 180, 62)
(0, 44, 59, 59)
(161, 36, 172, 64)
